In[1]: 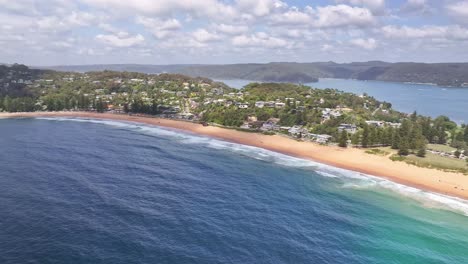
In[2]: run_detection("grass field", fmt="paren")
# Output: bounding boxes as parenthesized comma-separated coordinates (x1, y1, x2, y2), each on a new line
(427, 144, 456, 153)
(404, 153, 468, 174)
(365, 148, 392, 156)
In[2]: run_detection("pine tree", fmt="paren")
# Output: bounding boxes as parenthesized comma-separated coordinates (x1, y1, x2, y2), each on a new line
(417, 146, 426, 157)
(96, 98, 105, 113)
(398, 138, 410, 156)
(362, 124, 369, 148)
(409, 124, 423, 150)
(338, 130, 348, 148)
(391, 131, 400, 149)
(351, 131, 361, 146)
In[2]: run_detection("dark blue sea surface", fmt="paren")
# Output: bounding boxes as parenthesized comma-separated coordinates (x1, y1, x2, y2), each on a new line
(1, 118, 468, 264)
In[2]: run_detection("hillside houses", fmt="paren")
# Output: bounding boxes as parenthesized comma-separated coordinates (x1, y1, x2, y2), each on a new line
(322, 108, 342, 122)
(338, 124, 357, 134)
(365, 120, 402, 128)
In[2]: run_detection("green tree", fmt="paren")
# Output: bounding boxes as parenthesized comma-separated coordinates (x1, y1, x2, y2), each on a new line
(416, 146, 426, 157)
(398, 138, 410, 156)
(96, 98, 105, 113)
(391, 130, 400, 149)
(338, 130, 348, 148)
(464, 126, 468, 143)
(362, 124, 369, 148)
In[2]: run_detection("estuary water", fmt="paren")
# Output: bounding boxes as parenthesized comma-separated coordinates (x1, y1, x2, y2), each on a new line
(218, 78, 468, 124)
(1, 118, 468, 264)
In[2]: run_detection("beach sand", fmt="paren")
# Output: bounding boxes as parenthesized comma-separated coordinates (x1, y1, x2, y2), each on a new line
(2, 111, 468, 200)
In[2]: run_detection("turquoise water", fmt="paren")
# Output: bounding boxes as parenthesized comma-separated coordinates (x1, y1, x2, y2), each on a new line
(1, 117, 468, 263)
(218, 79, 468, 124)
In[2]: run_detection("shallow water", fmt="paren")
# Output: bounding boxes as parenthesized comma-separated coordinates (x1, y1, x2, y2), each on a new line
(218, 78, 468, 124)
(1, 118, 468, 263)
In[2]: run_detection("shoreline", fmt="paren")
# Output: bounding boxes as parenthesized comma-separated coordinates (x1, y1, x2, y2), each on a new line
(2, 111, 468, 201)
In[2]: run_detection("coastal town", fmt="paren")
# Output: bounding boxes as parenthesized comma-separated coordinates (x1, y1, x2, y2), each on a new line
(1, 64, 468, 173)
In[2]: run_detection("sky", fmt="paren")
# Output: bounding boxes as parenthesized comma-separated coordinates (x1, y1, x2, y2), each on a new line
(1, 0, 468, 66)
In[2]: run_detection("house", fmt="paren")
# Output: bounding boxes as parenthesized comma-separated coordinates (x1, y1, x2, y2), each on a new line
(366, 120, 385, 127)
(247, 115, 257, 122)
(255, 101, 265, 108)
(315, 134, 333, 144)
(240, 122, 251, 129)
(275, 102, 286, 108)
(237, 103, 249, 109)
(386, 122, 401, 128)
(288, 126, 308, 137)
(211, 88, 224, 95)
(322, 108, 342, 122)
(261, 118, 280, 131)
(265, 101, 276, 108)
(338, 124, 357, 134)
(309, 134, 333, 144)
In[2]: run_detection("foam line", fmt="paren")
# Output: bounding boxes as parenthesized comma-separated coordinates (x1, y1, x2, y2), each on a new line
(36, 117, 468, 216)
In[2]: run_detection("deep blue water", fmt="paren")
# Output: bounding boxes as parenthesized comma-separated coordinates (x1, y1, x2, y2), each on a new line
(1, 118, 468, 264)
(218, 79, 468, 124)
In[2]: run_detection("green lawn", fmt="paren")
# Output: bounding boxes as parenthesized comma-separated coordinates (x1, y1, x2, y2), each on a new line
(427, 144, 456, 153)
(365, 147, 393, 156)
(404, 152, 468, 173)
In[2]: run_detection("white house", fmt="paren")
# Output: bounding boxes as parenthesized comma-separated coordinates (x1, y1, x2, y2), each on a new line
(366, 121, 385, 127)
(338, 124, 357, 134)
(255, 101, 265, 108)
(275, 102, 286, 108)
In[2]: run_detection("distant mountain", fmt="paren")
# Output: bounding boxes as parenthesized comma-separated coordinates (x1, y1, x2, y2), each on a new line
(39, 61, 468, 87)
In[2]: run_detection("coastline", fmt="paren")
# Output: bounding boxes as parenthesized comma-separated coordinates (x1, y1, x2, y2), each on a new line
(2, 111, 468, 201)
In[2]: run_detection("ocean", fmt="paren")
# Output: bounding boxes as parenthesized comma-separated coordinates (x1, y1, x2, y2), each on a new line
(1, 118, 468, 264)
(217, 78, 468, 124)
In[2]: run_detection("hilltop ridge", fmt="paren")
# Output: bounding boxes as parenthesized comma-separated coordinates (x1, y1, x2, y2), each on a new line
(38, 61, 468, 87)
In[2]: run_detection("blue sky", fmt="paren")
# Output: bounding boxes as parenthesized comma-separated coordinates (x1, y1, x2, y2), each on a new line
(1, 0, 467, 65)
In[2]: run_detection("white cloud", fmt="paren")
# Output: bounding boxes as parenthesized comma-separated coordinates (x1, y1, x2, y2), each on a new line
(382, 25, 468, 40)
(192, 29, 221, 42)
(269, 8, 312, 25)
(232, 32, 292, 48)
(95, 32, 145, 47)
(0, 34, 26, 41)
(212, 24, 249, 35)
(335, 0, 386, 14)
(136, 16, 182, 39)
(446, 1, 468, 23)
(321, 44, 333, 51)
(309, 5, 376, 28)
(235, 0, 287, 17)
(36, 11, 96, 32)
(400, 0, 430, 14)
(79, 0, 237, 21)
(350, 37, 377, 50)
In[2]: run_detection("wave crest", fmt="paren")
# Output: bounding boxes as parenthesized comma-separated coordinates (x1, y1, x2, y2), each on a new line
(36, 117, 468, 216)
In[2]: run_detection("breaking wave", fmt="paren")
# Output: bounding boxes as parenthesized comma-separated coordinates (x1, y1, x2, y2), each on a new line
(36, 117, 468, 216)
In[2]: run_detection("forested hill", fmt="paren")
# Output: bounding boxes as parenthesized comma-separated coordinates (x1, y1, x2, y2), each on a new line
(41, 61, 468, 87)
(0, 64, 50, 97)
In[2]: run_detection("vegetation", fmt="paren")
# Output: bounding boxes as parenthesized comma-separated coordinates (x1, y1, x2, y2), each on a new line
(404, 153, 468, 174)
(3, 64, 468, 173)
(365, 148, 391, 156)
(47, 61, 468, 87)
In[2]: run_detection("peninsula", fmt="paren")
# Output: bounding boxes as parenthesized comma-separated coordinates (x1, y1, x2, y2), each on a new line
(2, 64, 468, 200)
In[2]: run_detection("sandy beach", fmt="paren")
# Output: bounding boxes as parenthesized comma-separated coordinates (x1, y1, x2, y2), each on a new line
(2, 111, 468, 200)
